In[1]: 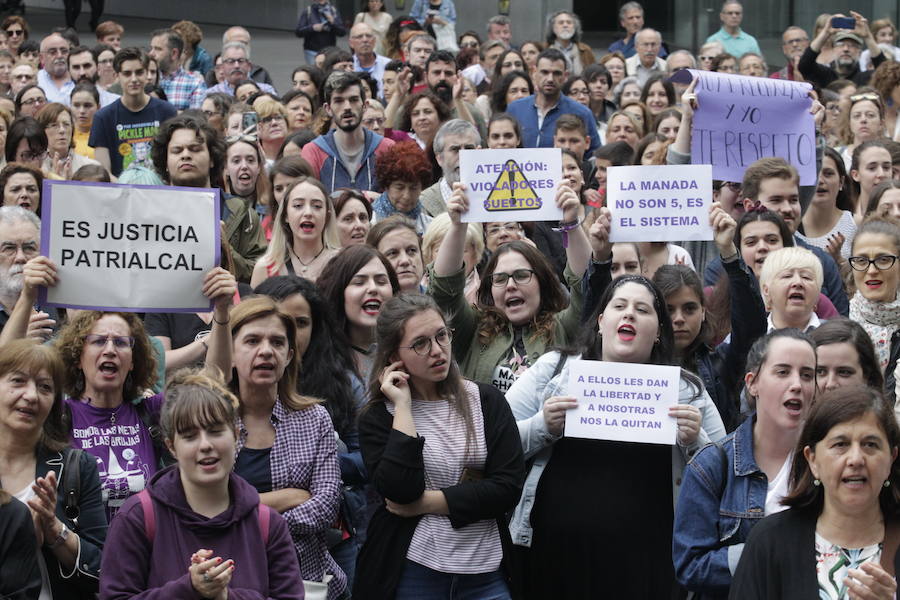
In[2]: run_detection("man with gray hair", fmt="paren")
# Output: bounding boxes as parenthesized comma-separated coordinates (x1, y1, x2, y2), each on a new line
(486, 15, 512, 47)
(204, 41, 276, 98)
(545, 10, 594, 75)
(221, 26, 275, 88)
(0, 207, 55, 338)
(420, 119, 481, 216)
(666, 49, 696, 95)
(609, 2, 667, 59)
(625, 28, 666, 85)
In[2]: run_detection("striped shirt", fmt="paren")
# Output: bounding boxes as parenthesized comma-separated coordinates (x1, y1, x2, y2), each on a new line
(387, 380, 502, 573)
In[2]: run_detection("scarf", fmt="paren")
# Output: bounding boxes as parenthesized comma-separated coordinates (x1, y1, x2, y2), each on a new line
(849, 290, 900, 371)
(372, 190, 422, 223)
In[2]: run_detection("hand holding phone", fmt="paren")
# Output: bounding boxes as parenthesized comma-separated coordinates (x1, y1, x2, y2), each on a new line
(831, 16, 856, 30)
(241, 111, 258, 136)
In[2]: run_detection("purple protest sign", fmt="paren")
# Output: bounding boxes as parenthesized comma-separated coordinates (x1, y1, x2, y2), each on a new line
(669, 69, 816, 185)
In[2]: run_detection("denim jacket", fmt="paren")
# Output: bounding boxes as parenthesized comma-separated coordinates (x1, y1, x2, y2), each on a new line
(505, 351, 726, 547)
(672, 415, 768, 598)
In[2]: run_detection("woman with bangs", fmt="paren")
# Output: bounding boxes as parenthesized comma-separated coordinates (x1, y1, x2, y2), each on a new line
(222, 296, 347, 599)
(758, 246, 824, 333)
(262, 155, 315, 241)
(318, 244, 401, 380)
(99, 369, 304, 600)
(35, 102, 100, 179)
(430, 179, 591, 391)
(0, 339, 107, 600)
(0, 252, 236, 521)
(251, 176, 340, 286)
(253, 96, 290, 165)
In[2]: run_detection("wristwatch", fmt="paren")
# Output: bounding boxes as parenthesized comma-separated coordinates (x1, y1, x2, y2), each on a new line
(47, 523, 69, 549)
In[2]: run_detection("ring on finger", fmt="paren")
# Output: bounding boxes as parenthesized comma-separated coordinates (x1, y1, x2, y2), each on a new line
(203, 572, 212, 583)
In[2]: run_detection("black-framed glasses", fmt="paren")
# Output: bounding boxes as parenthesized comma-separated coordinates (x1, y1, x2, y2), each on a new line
(84, 334, 135, 349)
(848, 254, 899, 271)
(491, 268, 535, 286)
(400, 327, 453, 356)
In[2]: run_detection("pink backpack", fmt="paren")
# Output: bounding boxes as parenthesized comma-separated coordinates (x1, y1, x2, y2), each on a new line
(136, 489, 270, 544)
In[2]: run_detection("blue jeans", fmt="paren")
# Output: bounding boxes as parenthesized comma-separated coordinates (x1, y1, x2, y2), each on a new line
(330, 537, 357, 592)
(305, 49, 318, 65)
(394, 560, 511, 600)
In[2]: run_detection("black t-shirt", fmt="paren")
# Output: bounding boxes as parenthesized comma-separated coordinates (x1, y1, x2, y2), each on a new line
(88, 97, 177, 176)
(235, 447, 273, 493)
(144, 312, 210, 351)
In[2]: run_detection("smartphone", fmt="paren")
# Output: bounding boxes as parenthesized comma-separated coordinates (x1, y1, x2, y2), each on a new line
(241, 111, 258, 135)
(831, 16, 856, 30)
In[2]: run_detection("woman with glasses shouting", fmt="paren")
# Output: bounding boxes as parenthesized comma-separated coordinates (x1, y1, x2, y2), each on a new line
(355, 293, 525, 598)
(430, 180, 592, 392)
(0, 253, 237, 522)
(847, 217, 900, 411)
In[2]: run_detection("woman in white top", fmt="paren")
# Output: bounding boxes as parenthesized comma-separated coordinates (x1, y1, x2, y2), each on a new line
(798, 147, 856, 261)
(354, 0, 393, 56)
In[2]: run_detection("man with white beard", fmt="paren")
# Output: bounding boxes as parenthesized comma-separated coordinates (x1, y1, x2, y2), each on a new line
(418, 119, 481, 216)
(0, 207, 56, 338)
(544, 11, 594, 75)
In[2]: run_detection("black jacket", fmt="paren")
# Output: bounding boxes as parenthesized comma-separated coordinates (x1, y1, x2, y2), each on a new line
(730, 507, 900, 599)
(353, 382, 526, 599)
(0, 495, 41, 599)
(798, 46, 885, 88)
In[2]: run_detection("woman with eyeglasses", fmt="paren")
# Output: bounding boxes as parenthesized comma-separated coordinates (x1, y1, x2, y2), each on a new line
(199, 92, 234, 136)
(562, 75, 590, 108)
(253, 96, 289, 166)
(847, 217, 900, 408)
(35, 102, 101, 180)
(354, 293, 525, 599)
(430, 180, 591, 391)
(93, 45, 117, 91)
(14, 83, 45, 118)
(0, 251, 237, 521)
(1, 16, 28, 57)
(5, 116, 61, 183)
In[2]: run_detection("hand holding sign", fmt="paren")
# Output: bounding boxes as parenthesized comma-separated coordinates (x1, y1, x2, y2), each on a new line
(589, 207, 612, 262)
(544, 395, 579, 436)
(669, 404, 701, 446)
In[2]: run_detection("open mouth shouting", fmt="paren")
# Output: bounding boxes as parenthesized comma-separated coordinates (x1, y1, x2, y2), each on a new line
(98, 361, 119, 379)
(362, 298, 382, 316)
(617, 323, 636, 341)
(783, 397, 803, 417)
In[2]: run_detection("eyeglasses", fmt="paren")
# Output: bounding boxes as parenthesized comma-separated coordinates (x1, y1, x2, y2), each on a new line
(486, 223, 521, 236)
(261, 114, 285, 124)
(849, 92, 881, 104)
(20, 96, 45, 106)
(848, 254, 898, 271)
(0, 241, 37, 257)
(5, 29, 23, 37)
(460, 41, 479, 48)
(44, 47, 69, 57)
(400, 327, 453, 356)
(222, 57, 248, 66)
(784, 37, 808, 45)
(714, 181, 741, 193)
(569, 88, 589, 96)
(491, 268, 535, 286)
(84, 334, 135, 349)
(17, 150, 46, 161)
(225, 133, 258, 144)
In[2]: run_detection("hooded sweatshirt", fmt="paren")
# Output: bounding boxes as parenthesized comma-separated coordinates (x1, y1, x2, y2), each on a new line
(99, 466, 303, 600)
(300, 128, 394, 195)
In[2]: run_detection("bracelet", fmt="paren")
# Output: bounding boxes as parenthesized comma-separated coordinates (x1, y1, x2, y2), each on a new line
(552, 218, 583, 248)
(213, 315, 229, 325)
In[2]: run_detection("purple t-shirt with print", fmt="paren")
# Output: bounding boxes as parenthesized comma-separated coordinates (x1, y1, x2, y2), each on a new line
(65, 393, 164, 520)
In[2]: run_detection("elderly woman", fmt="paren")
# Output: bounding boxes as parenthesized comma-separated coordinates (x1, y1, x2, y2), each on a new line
(730, 386, 900, 599)
(251, 175, 340, 286)
(35, 102, 100, 179)
(422, 212, 483, 303)
(372, 140, 433, 234)
(253, 96, 290, 164)
(98, 370, 304, 600)
(759, 246, 824, 332)
(0, 340, 107, 600)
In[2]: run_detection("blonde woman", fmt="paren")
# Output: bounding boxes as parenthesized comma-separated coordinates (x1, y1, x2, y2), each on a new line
(251, 176, 340, 286)
(253, 96, 290, 165)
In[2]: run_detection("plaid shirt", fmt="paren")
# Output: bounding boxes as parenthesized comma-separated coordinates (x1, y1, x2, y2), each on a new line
(160, 67, 206, 110)
(236, 398, 346, 599)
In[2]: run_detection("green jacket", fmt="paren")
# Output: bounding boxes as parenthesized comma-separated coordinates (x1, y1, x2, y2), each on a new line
(428, 263, 584, 385)
(224, 194, 267, 283)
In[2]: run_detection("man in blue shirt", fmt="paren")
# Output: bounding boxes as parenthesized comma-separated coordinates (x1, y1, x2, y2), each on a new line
(705, 1, 761, 58)
(505, 48, 600, 155)
(608, 2, 667, 60)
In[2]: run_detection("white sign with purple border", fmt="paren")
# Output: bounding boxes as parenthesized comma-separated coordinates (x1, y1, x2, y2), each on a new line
(607, 164, 714, 243)
(39, 180, 220, 312)
(458, 148, 563, 223)
(564, 359, 680, 445)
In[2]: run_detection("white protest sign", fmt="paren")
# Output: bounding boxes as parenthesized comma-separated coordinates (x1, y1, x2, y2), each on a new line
(459, 147, 562, 223)
(39, 181, 220, 312)
(564, 359, 680, 445)
(607, 164, 714, 243)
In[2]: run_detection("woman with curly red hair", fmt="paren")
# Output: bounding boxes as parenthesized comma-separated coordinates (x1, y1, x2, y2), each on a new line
(372, 140, 433, 234)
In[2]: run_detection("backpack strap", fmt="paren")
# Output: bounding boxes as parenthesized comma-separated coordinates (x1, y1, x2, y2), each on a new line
(135, 399, 173, 468)
(258, 503, 270, 546)
(881, 519, 900, 577)
(138, 489, 156, 541)
(551, 353, 569, 380)
(62, 449, 83, 521)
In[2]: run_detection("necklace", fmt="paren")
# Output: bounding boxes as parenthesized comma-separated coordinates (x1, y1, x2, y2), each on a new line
(289, 244, 326, 275)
